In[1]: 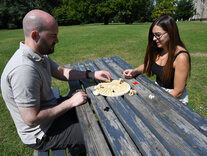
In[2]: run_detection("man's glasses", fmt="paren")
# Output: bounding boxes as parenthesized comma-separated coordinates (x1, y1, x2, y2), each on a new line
(153, 32, 167, 39)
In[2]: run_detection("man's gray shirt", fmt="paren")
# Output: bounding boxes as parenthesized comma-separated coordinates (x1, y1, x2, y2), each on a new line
(1, 42, 59, 144)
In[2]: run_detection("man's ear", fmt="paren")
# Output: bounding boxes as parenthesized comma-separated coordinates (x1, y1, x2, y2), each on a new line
(31, 30, 40, 42)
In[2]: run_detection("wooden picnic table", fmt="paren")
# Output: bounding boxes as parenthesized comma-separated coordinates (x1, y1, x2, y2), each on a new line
(64, 56, 207, 156)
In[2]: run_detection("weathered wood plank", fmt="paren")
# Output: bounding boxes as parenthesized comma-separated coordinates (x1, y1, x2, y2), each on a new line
(68, 63, 112, 156)
(52, 88, 60, 98)
(124, 94, 200, 155)
(52, 90, 66, 156)
(64, 64, 73, 69)
(137, 74, 207, 135)
(102, 57, 207, 154)
(93, 58, 121, 79)
(84, 61, 99, 72)
(111, 56, 134, 69)
(134, 77, 207, 154)
(112, 56, 207, 136)
(33, 150, 48, 156)
(86, 87, 141, 156)
(76, 101, 112, 156)
(106, 96, 170, 156)
(94, 57, 201, 155)
(107, 57, 207, 153)
(93, 58, 172, 155)
(75, 62, 141, 156)
(51, 150, 66, 156)
(128, 81, 207, 155)
(63, 56, 207, 155)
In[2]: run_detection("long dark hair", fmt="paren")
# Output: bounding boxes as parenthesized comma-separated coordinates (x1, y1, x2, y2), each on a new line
(143, 15, 191, 84)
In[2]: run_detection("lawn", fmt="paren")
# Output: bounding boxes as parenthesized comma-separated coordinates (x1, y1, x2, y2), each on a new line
(0, 22, 207, 155)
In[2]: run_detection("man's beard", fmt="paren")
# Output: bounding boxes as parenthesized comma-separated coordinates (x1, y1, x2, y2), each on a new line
(37, 40, 55, 55)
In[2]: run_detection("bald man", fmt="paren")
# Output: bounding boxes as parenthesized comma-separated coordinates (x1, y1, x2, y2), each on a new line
(1, 10, 111, 155)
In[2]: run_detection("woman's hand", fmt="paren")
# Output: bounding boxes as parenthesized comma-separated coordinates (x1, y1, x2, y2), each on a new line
(123, 64, 144, 79)
(123, 69, 136, 79)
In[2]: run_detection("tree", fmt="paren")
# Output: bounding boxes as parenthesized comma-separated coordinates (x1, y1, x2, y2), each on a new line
(52, 0, 155, 25)
(34, 0, 60, 14)
(142, 0, 155, 22)
(52, 4, 71, 25)
(151, 0, 178, 19)
(0, 0, 33, 29)
(96, 0, 117, 24)
(175, 0, 195, 20)
(114, 0, 153, 24)
(52, 0, 91, 25)
(87, 1, 100, 23)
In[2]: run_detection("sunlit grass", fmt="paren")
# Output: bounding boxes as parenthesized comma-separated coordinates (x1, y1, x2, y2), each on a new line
(0, 22, 207, 155)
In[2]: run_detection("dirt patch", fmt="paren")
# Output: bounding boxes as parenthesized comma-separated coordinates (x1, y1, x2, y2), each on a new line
(191, 52, 207, 57)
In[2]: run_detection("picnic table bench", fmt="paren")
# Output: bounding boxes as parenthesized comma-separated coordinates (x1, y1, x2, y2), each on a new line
(35, 56, 207, 156)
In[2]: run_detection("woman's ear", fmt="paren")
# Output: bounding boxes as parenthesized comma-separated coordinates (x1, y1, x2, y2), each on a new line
(31, 30, 40, 42)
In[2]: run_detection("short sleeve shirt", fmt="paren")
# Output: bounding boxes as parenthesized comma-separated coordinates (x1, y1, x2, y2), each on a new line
(1, 42, 59, 144)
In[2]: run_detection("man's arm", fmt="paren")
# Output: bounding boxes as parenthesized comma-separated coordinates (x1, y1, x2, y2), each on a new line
(18, 91, 88, 127)
(52, 66, 111, 81)
(10, 65, 88, 127)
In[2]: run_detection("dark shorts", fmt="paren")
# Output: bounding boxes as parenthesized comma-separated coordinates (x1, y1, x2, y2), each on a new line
(27, 97, 86, 155)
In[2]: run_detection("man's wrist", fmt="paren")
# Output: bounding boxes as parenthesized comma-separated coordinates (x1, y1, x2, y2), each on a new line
(85, 70, 92, 79)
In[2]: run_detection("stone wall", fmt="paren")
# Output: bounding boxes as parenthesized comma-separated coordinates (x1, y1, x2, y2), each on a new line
(192, 0, 207, 20)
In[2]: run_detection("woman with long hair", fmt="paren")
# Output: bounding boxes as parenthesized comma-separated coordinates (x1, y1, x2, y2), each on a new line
(123, 15, 191, 104)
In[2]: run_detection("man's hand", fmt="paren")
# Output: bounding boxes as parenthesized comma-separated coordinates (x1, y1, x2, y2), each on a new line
(93, 70, 111, 81)
(18, 91, 88, 127)
(68, 91, 88, 107)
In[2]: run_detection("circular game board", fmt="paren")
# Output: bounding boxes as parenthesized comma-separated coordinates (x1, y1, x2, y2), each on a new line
(93, 79, 130, 97)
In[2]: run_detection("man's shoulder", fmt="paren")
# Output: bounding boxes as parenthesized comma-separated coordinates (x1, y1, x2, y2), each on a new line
(4, 50, 36, 72)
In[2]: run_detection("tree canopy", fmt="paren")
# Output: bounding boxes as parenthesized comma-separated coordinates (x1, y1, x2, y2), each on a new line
(0, 0, 196, 29)
(175, 0, 195, 21)
(151, 0, 177, 19)
(0, 0, 33, 29)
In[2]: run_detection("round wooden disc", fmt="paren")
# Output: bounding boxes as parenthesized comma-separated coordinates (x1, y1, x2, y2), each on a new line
(94, 80, 130, 97)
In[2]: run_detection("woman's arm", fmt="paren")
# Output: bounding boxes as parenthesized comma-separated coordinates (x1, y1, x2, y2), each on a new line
(123, 64, 144, 79)
(170, 53, 190, 98)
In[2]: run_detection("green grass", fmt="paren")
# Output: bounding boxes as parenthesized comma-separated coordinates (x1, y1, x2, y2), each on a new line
(0, 22, 207, 155)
